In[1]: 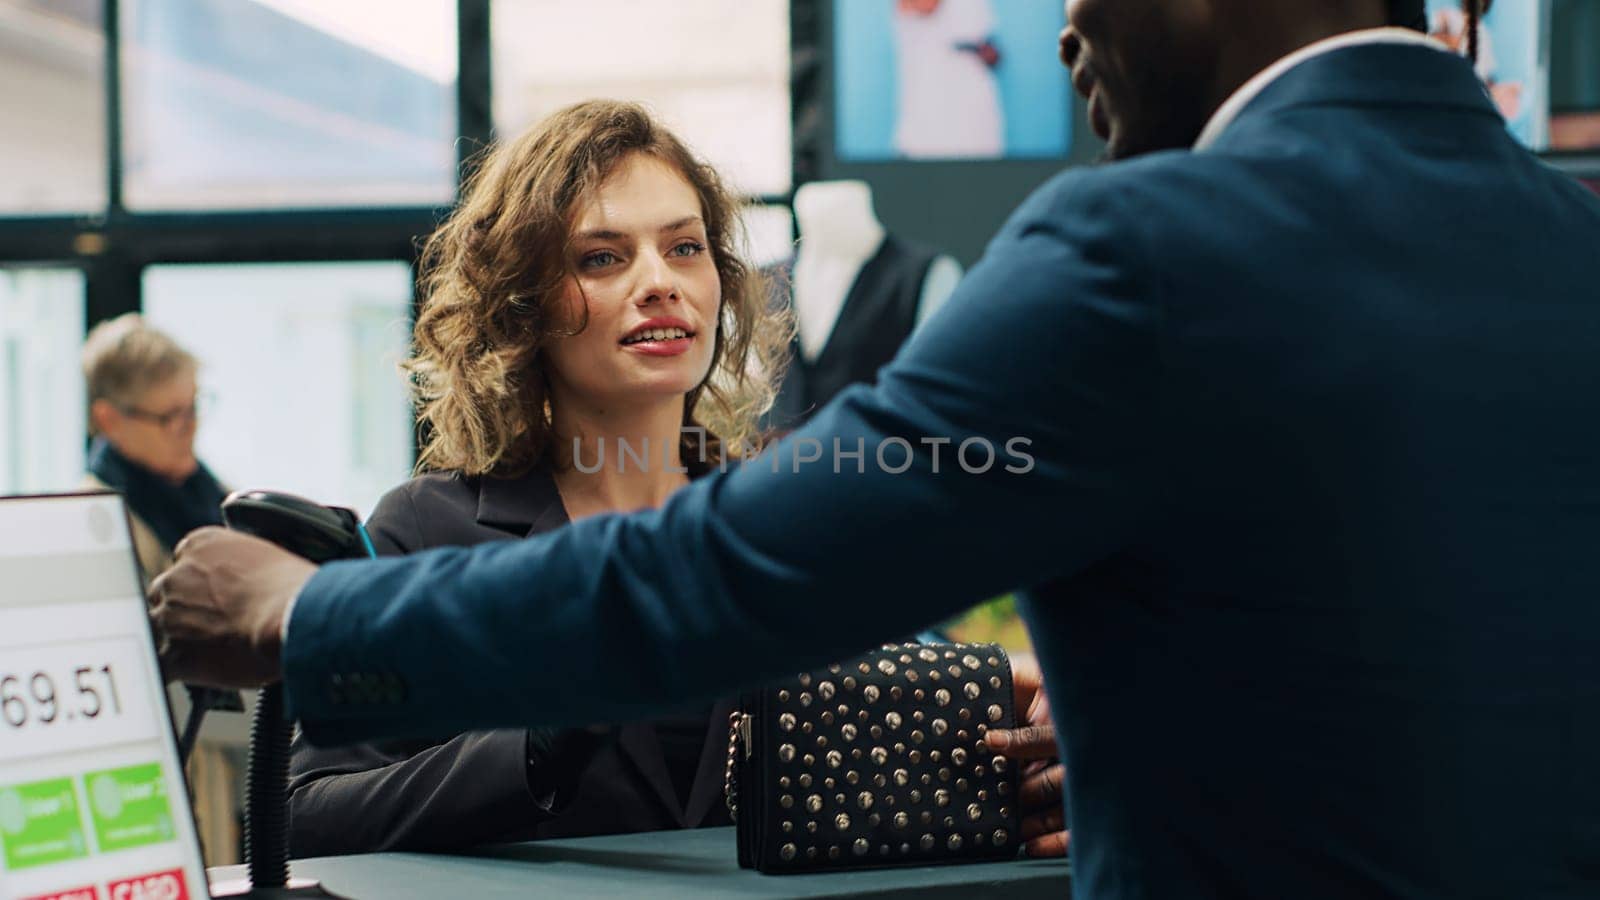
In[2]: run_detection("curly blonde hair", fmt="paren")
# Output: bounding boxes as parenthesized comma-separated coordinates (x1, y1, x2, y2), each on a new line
(408, 100, 791, 476)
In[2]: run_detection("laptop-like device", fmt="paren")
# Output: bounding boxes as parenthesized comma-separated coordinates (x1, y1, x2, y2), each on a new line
(0, 492, 210, 900)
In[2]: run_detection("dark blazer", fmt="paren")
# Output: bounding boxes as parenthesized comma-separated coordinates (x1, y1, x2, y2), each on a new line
(286, 44, 1600, 898)
(287, 470, 733, 856)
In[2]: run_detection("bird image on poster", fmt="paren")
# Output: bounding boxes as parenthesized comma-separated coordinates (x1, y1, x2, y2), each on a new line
(1426, 0, 1549, 149)
(834, 0, 1071, 161)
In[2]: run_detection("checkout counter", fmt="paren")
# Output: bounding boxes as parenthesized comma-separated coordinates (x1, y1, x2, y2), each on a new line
(210, 827, 1069, 898)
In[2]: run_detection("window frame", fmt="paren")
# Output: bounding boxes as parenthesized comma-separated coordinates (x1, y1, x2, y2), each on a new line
(0, 0, 1587, 349)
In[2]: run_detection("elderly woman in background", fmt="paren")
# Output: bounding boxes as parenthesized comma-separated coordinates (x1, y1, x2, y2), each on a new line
(80, 312, 241, 864)
(81, 313, 227, 578)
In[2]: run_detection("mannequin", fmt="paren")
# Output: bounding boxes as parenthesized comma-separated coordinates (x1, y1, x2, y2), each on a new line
(766, 180, 961, 427)
(791, 180, 961, 362)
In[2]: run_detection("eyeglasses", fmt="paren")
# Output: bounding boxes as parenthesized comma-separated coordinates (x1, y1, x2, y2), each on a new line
(118, 393, 210, 432)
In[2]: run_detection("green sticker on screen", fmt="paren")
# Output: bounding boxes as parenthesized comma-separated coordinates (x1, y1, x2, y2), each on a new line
(0, 778, 90, 870)
(83, 763, 174, 853)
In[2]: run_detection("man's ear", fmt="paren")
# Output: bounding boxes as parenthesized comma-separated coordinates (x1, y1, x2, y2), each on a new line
(90, 398, 119, 436)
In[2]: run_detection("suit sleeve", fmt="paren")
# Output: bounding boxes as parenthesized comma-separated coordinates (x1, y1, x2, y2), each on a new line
(288, 486, 544, 855)
(289, 482, 628, 851)
(288, 729, 543, 855)
(285, 171, 1166, 744)
(286, 486, 537, 851)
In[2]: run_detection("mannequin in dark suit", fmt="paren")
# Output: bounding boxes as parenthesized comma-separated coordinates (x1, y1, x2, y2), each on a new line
(765, 180, 962, 428)
(288, 469, 732, 855)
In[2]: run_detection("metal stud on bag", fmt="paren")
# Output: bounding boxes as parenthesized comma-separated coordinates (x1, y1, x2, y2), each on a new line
(727, 643, 1021, 873)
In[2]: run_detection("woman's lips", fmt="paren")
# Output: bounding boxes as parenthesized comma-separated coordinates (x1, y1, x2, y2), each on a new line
(623, 336, 694, 357)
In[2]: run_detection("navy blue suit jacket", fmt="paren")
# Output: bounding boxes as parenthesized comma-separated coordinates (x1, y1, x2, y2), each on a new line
(287, 44, 1600, 898)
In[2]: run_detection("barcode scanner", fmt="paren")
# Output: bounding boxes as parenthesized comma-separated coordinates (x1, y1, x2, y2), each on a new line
(222, 490, 376, 563)
(218, 489, 372, 899)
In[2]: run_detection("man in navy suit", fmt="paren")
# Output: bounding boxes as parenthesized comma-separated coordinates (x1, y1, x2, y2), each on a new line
(152, 0, 1600, 895)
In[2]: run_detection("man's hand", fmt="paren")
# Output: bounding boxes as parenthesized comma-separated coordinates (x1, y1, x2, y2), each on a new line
(984, 653, 1069, 858)
(147, 526, 316, 688)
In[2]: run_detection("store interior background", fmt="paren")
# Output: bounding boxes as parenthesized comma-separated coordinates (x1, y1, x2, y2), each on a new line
(0, 0, 1596, 818)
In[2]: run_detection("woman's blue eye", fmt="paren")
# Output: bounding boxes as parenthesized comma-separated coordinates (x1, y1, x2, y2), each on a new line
(581, 250, 619, 269)
(671, 241, 707, 258)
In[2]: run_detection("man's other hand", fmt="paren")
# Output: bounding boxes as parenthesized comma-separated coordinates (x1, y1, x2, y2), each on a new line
(147, 526, 315, 688)
(984, 653, 1069, 858)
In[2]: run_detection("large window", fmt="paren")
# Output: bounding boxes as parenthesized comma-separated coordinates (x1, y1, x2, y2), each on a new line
(120, 0, 458, 210)
(0, 268, 86, 494)
(0, 0, 106, 214)
(492, 0, 791, 198)
(142, 262, 415, 516)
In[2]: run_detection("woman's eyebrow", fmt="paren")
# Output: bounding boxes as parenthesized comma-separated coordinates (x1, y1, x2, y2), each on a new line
(572, 216, 700, 242)
(573, 228, 628, 242)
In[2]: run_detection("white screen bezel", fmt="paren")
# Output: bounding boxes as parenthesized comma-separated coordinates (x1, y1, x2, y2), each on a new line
(0, 491, 212, 900)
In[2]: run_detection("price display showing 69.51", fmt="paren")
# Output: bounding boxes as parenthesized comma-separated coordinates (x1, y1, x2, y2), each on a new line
(2, 663, 124, 730)
(0, 638, 158, 766)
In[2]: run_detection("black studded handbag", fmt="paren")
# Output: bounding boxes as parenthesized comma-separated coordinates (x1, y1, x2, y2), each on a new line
(725, 642, 1022, 873)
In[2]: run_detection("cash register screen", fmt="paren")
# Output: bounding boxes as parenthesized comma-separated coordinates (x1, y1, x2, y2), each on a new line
(0, 493, 208, 900)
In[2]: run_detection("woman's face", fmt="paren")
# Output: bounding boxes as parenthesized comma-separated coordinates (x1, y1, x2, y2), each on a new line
(100, 368, 200, 481)
(544, 154, 722, 416)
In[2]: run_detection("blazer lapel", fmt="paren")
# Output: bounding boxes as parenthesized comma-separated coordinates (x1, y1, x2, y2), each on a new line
(809, 236, 892, 378)
(474, 469, 569, 538)
(475, 469, 702, 824)
(682, 699, 737, 828)
(617, 723, 688, 825)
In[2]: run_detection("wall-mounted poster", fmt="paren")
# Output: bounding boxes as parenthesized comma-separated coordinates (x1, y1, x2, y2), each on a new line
(1547, 0, 1600, 151)
(1552, 111, 1600, 150)
(834, 0, 1072, 161)
(1426, 0, 1551, 149)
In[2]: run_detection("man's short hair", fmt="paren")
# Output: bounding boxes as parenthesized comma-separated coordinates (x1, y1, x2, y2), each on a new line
(82, 313, 196, 429)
